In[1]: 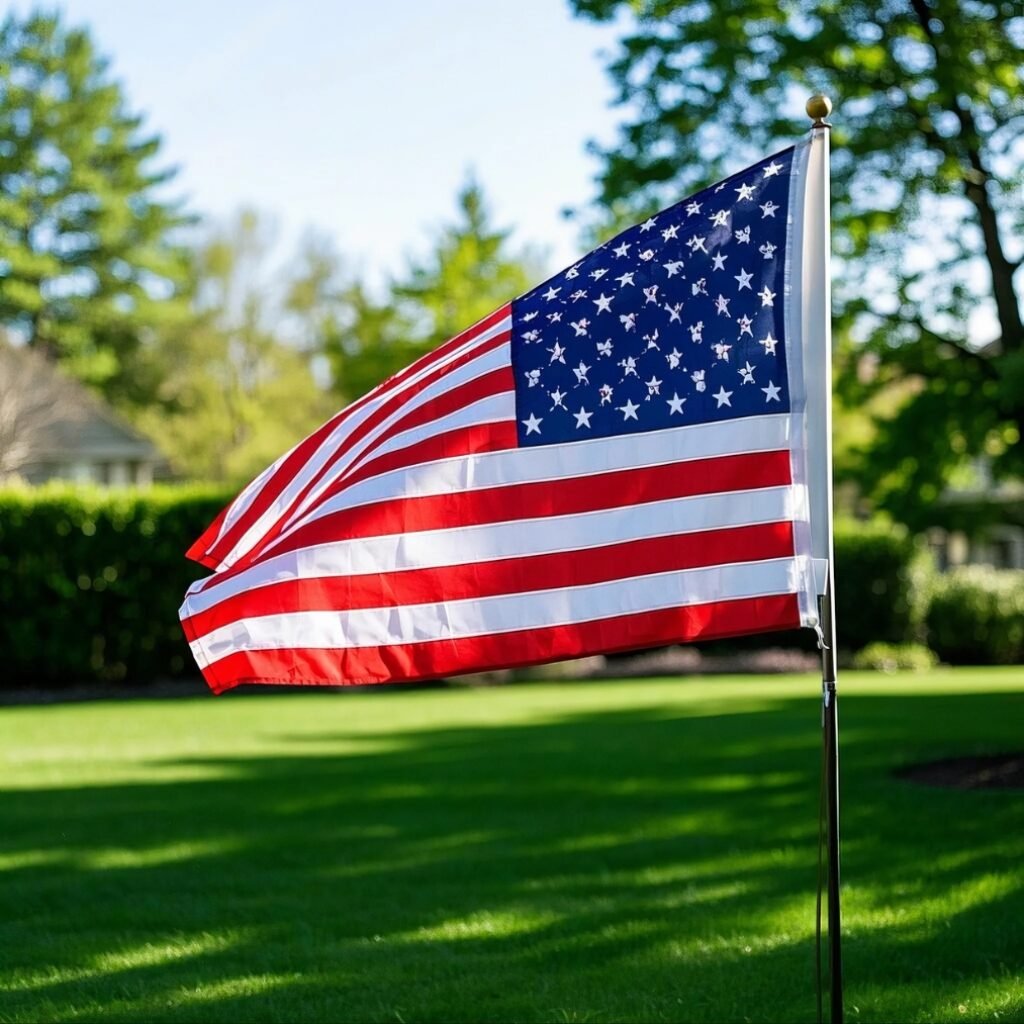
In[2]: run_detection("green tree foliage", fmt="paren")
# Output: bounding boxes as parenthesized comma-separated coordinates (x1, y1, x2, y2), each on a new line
(136, 211, 334, 485)
(0, 10, 192, 398)
(327, 179, 544, 402)
(571, 0, 1024, 529)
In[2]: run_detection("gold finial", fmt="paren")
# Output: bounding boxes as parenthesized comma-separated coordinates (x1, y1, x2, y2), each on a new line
(806, 94, 833, 128)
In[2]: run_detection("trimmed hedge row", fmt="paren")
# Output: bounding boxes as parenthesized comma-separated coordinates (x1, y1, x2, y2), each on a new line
(927, 567, 1024, 665)
(0, 487, 1018, 686)
(0, 485, 230, 685)
(833, 517, 934, 652)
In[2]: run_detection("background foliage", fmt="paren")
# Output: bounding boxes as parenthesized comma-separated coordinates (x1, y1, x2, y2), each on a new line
(569, 0, 1024, 530)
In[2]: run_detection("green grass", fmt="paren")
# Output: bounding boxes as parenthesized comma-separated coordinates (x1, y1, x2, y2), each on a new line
(1, 669, 1022, 1023)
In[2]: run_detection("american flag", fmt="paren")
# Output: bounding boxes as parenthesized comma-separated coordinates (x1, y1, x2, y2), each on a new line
(180, 145, 819, 692)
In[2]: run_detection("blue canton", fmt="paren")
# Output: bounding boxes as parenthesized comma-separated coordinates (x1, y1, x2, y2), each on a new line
(511, 149, 795, 446)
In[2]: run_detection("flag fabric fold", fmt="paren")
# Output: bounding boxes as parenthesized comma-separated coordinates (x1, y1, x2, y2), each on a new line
(180, 141, 820, 693)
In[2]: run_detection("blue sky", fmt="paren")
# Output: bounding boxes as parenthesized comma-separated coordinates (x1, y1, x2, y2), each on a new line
(30, 0, 627, 282)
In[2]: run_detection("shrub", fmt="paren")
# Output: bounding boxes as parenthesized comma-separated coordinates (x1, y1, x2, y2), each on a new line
(851, 642, 939, 672)
(926, 566, 1024, 665)
(833, 518, 935, 654)
(0, 483, 230, 686)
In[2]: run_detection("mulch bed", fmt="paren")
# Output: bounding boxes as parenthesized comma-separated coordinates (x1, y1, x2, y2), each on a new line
(896, 754, 1024, 790)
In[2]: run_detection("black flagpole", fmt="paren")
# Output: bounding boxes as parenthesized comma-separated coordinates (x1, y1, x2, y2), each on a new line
(820, 582, 843, 1022)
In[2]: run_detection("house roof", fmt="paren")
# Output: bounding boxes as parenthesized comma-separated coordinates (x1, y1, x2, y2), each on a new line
(0, 342, 163, 463)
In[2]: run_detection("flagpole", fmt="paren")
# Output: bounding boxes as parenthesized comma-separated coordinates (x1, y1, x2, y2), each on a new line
(804, 94, 843, 1023)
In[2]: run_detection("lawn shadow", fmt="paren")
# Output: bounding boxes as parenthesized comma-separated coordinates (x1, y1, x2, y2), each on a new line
(1, 687, 1022, 1022)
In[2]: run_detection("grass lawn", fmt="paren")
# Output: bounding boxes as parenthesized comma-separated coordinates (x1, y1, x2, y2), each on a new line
(1, 669, 1022, 1023)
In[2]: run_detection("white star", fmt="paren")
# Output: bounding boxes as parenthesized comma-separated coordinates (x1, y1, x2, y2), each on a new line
(734, 268, 753, 290)
(547, 311, 562, 322)
(687, 235, 708, 253)
(759, 242, 777, 260)
(549, 387, 567, 409)
(522, 413, 542, 435)
(661, 223, 679, 241)
(590, 268, 608, 280)
(570, 289, 588, 301)
(593, 293, 613, 314)
(613, 241, 631, 258)
(574, 406, 593, 429)
(596, 339, 613, 357)
(570, 318, 590, 337)
(713, 341, 732, 362)
(573, 361, 591, 385)
(666, 347, 683, 369)
(737, 315, 754, 337)
(762, 380, 782, 402)
(667, 303, 683, 323)
(615, 272, 635, 288)
(735, 183, 756, 201)
(599, 384, 614, 404)
(760, 200, 779, 218)
(763, 160, 783, 178)
(663, 260, 684, 277)
(548, 342, 566, 363)
(643, 285, 660, 304)
(758, 286, 776, 307)
(638, 248, 655, 261)
(715, 294, 731, 316)
(666, 392, 687, 415)
(542, 286, 561, 301)
(522, 311, 538, 322)
(639, 217, 656, 232)
(685, 201, 702, 216)
(618, 399, 640, 421)
(619, 355, 638, 377)
(711, 252, 728, 271)
(645, 374, 662, 397)
(713, 386, 733, 408)
(566, 266, 580, 279)
(735, 226, 751, 244)
(760, 332, 779, 355)
(710, 209, 730, 228)
(739, 361, 756, 384)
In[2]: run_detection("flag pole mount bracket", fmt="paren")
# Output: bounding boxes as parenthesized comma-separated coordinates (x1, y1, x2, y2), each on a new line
(806, 94, 833, 129)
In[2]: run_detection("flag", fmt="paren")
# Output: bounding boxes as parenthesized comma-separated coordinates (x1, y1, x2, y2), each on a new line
(180, 142, 821, 693)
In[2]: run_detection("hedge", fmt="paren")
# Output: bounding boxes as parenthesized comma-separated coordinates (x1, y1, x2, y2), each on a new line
(926, 566, 1024, 665)
(833, 517, 934, 653)
(0, 484, 230, 685)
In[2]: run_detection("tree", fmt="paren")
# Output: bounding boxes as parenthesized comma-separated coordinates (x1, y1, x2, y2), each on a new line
(136, 211, 334, 484)
(327, 179, 544, 402)
(570, 0, 1023, 529)
(0, 10, 191, 398)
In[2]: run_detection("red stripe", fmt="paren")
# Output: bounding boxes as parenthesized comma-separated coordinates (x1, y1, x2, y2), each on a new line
(182, 521, 795, 639)
(189, 307, 511, 570)
(239, 449, 793, 568)
(196, 593, 802, 692)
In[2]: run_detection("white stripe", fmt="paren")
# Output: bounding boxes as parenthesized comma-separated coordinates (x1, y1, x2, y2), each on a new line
(183, 483, 797, 611)
(190, 557, 801, 663)
(219, 323, 511, 568)
(267, 412, 795, 553)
